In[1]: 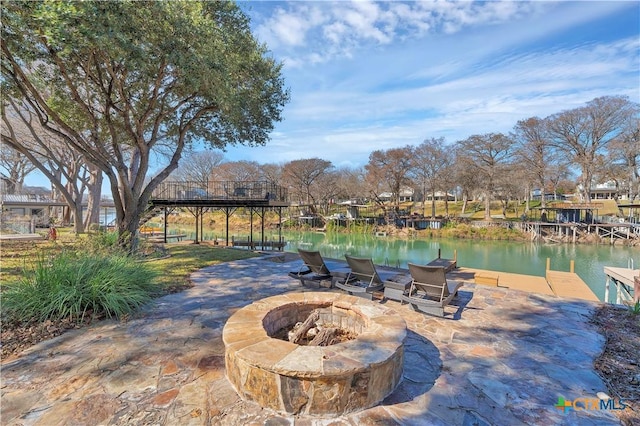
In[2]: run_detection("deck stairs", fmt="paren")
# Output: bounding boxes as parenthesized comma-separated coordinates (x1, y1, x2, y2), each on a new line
(139, 206, 164, 228)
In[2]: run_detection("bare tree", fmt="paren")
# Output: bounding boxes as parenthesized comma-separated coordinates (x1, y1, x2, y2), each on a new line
(0, 142, 36, 194)
(455, 133, 515, 220)
(547, 164, 574, 201)
(511, 117, 559, 209)
(260, 163, 283, 185)
(494, 167, 525, 217)
(314, 170, 341, 215)
(607, 115, 640, 201)
(365, 146, 414, 213)
(410, 137, 452, 218)
(281, 158, 333, 213)
(333, 166, 366, 204)
(546, 96, 637, 202)
(171, 150, 225, 186)
(215, 160, 264, 182)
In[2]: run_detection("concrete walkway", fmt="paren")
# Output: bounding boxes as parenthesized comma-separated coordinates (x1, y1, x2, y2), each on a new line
(1, 254, 623, 425)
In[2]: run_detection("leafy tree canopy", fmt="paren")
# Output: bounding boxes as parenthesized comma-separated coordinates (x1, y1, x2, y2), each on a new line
(1, 0, 289, 247)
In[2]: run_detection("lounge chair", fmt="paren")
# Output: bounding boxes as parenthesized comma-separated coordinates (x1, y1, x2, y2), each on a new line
(288, 249, 347, 287)
(401, 263, 464, 317)
(335, 255, 393, 300)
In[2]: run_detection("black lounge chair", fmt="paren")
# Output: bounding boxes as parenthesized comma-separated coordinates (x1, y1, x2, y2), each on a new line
(335, 255, 392, 300)
(402, 263, 463, 317)
(288, 249, 342, 287)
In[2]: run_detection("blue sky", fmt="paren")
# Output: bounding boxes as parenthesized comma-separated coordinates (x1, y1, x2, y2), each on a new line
(23, 0, 640, 188)
(223, 0, 639, 167)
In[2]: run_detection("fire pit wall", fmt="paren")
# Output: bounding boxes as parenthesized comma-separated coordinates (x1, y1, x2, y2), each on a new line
(223, 293, 407, 416)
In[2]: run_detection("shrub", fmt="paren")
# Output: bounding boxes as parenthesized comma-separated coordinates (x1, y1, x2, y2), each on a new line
(2, 250, 159, 323)
(85, 230, 121, 254)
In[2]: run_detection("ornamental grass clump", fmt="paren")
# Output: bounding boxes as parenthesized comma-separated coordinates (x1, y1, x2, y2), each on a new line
(2, 251, 159, 323)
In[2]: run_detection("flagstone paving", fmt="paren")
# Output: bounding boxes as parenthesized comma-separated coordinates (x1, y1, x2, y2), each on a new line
(1, 254, 622, 425)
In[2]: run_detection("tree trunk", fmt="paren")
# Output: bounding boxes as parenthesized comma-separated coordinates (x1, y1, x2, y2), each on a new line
(73, 202, 84, 234)
(84, 167, 103, 230)
(431, 189, 436, 218)
(484, 192, 491, 220)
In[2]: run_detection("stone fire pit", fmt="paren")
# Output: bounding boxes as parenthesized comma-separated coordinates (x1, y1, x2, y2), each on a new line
(223, 292, 407, 416)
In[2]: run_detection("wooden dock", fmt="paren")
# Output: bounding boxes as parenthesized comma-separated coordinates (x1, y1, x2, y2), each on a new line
(448, 266, 598, 301)
(546, 270, 599, 301)
(452, 267, 555, 296)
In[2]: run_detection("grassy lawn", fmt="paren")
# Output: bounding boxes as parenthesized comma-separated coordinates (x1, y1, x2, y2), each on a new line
(146, 242, 260, 293)
(1, 233, 260, 292)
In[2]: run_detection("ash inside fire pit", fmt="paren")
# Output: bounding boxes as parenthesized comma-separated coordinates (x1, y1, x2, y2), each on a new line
(264, 302, 366, 347)
(272, 308, 359, 346)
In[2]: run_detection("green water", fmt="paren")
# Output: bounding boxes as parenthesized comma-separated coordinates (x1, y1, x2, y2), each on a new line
(277, 231, 638, 303)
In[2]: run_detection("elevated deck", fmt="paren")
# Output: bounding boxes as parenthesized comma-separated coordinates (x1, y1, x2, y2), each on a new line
(146, 180, 289, 247)
(150, 180, 289, 208)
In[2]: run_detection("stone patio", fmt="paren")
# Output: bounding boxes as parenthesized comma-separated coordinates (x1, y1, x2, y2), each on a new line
(0, 254, 622, 425)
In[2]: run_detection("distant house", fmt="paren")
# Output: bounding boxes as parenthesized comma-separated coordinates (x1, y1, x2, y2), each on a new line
(1, 193, 66, 227)
(531, 189, 566, 201)
(576, 181, 628, 201)
(1, 192, 116, 228)
(423, 191, 455, 202)
(589, 182, 623, 200)
(378, 188, 414, 203)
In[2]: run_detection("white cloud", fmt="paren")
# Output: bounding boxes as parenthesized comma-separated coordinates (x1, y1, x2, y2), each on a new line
(230, 1, 639, 169)
(250, 0, 545, 67)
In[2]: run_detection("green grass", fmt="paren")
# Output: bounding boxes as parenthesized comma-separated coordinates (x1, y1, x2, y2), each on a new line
(147, 243, 260, 293)
(1, 234, 261, 324)
(2, 251, 159, 322)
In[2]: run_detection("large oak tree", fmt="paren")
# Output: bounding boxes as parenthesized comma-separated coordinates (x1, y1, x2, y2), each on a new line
(1, 1, 289, 250)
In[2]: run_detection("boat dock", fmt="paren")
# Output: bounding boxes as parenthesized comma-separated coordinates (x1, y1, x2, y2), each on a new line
(546, 270, 599, 301)
(449, 265, 599, 302)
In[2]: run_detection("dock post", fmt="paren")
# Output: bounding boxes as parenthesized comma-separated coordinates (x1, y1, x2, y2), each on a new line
(438, 248, 441, 259)
(605, 276, 610, 303)
(546, 258, 550, 271)
(454, 249, 457, 262)
(570, 260, 575, 273)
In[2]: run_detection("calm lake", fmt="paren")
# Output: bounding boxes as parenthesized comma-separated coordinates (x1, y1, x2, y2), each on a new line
(276, 231, 638, 303)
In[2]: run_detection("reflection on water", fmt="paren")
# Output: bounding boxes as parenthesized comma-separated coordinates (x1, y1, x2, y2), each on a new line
(281, 231, 639, 302)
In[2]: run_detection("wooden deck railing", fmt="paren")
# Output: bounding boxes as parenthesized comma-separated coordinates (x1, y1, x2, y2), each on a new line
(151, 181, 288, 202)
